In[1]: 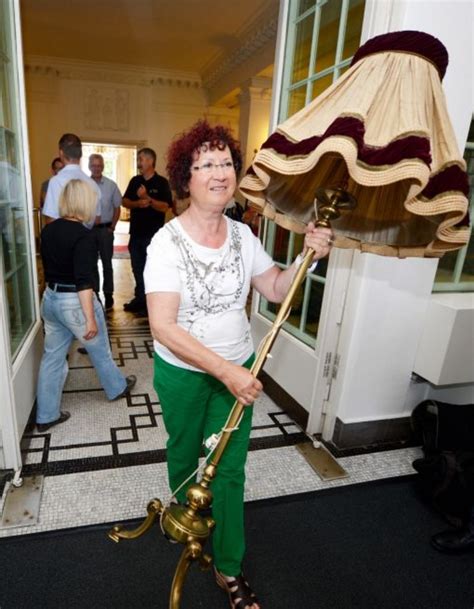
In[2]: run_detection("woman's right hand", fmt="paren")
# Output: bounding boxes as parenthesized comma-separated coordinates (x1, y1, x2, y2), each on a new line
(83, 317, 98, 341)
(221, 362, 263, 405)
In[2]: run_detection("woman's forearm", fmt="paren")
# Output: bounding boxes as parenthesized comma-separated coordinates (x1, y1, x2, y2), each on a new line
(78, 288, 95, 321)
(150, 318, 231, 381)
(271, 261, 302, 302)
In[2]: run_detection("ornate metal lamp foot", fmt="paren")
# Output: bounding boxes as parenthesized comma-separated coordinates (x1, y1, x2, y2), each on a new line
(108, 498, 163, 542)
(169, 541, 213, 609)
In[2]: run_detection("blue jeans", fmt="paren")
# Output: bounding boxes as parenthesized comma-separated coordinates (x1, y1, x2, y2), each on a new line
(36, 287, 127, 424)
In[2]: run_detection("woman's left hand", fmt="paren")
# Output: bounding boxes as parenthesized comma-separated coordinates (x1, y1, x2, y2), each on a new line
(83, 318, 98, 341)
(303, 222, 334, 260)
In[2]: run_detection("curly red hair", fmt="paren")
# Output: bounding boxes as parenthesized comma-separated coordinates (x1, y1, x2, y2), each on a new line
(166, 119, 242, 199)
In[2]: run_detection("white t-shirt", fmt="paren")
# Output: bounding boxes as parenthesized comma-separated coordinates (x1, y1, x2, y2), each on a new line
(144, 216, 274, 371)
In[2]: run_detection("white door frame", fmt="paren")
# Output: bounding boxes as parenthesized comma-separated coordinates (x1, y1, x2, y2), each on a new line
(306, 247, 354, 437)
(0, 0, 42, 472)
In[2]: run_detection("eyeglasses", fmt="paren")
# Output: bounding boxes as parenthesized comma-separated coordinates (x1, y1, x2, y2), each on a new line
(192, 161, 235, 174)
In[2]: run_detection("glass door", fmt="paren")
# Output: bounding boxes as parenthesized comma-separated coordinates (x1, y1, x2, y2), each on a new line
(0, 0, 35, 358)
(0, 0, 40, 471)
(251, 0, 364, 418)
(259, 0, 365, 346)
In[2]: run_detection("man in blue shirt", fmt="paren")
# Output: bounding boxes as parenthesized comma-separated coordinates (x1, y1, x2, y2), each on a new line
(89, 154, 122, 310)
(43, 133, 101, 228)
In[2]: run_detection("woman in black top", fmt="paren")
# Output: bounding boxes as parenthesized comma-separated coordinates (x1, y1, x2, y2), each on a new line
(36, 179, 135, 431)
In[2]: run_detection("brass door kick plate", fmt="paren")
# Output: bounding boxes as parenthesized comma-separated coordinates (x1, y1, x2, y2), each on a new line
(296, 442, 348, 481)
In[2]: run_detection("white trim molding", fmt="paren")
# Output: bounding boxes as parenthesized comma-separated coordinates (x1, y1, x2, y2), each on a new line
(201, 0, 279, 92)
(25, 55, 203, 89)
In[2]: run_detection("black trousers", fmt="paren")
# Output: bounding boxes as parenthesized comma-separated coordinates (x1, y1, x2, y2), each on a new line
(128, 234, 152, 304)
(92, 226, 114, 295)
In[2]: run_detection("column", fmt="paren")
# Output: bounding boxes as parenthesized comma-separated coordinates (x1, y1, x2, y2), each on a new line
(238, 77, 273, 172)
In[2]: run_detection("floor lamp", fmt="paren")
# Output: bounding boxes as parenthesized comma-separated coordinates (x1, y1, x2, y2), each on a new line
(108, 30, 470, 609)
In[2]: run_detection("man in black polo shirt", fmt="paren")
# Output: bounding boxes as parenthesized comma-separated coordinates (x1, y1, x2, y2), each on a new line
(122, 147, 172, 313)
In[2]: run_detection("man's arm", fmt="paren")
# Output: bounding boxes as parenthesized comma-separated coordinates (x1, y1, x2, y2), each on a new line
(148, 197, 170, 213)
(42, 177, 60, 222)
(122, 197, 150, 209)
(39, 183, 47, 209)
(149, 179, 172, 213)
(110, 206, 121, 231)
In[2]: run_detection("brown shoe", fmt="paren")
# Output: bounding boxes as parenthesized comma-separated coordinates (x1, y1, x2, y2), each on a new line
(37, 411, 71, 433)
(214, 567, 259, 609)
(112, 375, 137, 400)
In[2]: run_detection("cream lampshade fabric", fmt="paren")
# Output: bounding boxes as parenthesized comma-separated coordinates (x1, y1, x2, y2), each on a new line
(239, 31, 470, 258)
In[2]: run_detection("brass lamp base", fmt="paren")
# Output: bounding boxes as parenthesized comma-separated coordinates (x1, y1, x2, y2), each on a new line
(108, 187, 356, 609)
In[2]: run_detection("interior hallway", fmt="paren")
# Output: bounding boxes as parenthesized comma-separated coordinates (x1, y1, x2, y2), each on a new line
(0, 246, 421, 538)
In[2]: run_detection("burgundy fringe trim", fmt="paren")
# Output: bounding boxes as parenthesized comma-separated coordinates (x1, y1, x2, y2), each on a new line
(351, 30, 449, 80)
(260, 116, 432, 167)
(251, 117, 470, 226)
(422, 164, 469, 199)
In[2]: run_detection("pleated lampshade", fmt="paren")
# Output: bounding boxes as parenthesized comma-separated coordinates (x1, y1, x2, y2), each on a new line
(239, 30, 470, 258)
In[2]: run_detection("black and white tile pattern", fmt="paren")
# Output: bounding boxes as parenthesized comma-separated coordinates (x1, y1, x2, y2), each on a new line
(20, 330, 306, 477)
(0, 259, 421, 538)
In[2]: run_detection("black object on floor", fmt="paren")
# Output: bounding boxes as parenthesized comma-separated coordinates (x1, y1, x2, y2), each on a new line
(0, 476, 473, 609)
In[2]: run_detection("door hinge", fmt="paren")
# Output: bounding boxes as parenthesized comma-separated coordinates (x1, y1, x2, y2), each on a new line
(322, 351, 332, 378)
(332, 353, 341, 381)
(322, 352, 341, 401)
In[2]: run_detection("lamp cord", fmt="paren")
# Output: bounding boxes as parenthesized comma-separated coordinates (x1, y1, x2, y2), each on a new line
(159, 298, 293, 540)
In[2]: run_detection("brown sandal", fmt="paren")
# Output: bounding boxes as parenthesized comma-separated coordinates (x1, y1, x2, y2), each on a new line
(214, 567, 259, 609)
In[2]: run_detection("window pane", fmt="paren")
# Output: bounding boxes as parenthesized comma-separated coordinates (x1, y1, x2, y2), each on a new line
(435, 250, 457, 283)
(310, 72, 334, 100)
(291, 14, 315, 84)
(337, 62, 351, 78)
(291, 232, 305, 262)
(0, 1, 36, 358)
(342, 0, 365, 60)
(434, 142, 474, 289)
(304, 279, 326, 338)
(314, 0, 342, 75)
(287, 85, 307, 116)
(460, 230, 474, 282)
(313, 255, 328, 279)
(298, 0, 316, 16)
(272, 225, 291, 264)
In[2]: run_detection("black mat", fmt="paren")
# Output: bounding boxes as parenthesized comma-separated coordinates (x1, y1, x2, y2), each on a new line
(0, 476, 473, 609)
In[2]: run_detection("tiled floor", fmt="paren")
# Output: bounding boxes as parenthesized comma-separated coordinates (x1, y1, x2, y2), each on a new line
(0, 254, 421, 538)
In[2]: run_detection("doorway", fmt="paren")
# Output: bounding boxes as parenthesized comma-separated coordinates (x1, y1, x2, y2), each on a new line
(80, 142, 137, 200)
(80, 141, 137, 251)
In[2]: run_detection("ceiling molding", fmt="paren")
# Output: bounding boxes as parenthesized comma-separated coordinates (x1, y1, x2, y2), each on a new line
(240, 77, 273, 102)
(24, 55, 202, 89)
(201, 0, 278, 92)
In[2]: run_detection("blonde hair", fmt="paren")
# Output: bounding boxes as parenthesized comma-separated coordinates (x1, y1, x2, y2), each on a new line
(58, 179, 97, 223)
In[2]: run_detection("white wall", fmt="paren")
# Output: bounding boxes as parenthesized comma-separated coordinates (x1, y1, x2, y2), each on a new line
(331, 252, 438, 425)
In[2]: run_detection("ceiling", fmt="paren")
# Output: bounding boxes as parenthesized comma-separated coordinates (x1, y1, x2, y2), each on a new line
(20, 0, 276, 74)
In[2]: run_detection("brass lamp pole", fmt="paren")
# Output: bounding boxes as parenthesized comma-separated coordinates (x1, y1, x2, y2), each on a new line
(108, 188, 356, 609)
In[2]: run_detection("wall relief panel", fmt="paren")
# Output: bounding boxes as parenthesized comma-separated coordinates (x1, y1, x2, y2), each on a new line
(84, 88, 130, 132)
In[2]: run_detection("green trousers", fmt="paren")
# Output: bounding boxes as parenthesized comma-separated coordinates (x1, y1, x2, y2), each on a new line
(153, 353, 254, 576)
